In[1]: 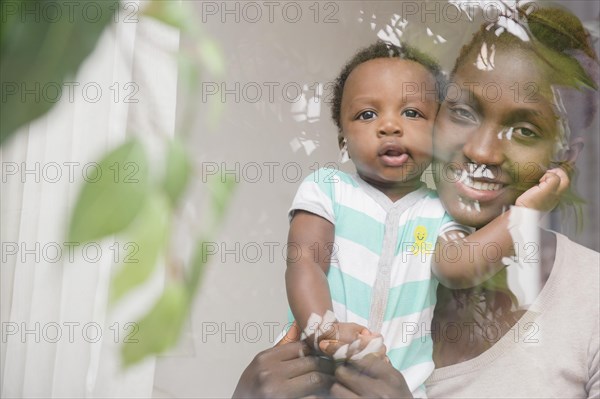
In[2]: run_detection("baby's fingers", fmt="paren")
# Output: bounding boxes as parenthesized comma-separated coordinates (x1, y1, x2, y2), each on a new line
(542, 168, 570, 195)
(319, 333, 386, 361)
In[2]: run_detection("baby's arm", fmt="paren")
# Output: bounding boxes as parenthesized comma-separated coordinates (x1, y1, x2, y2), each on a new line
(286, 210, 336, 341)
(286, 211, 369, 348)
(433, 168, 569, 289)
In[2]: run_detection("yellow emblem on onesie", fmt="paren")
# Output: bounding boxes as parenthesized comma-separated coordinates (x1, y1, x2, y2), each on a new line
(412, 225, 433, 255)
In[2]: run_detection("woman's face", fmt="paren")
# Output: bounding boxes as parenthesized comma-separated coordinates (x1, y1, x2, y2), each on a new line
(433, 46, 561, 228)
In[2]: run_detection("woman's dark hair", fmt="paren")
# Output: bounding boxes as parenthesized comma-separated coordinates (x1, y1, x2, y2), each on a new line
(452, 5, 597, 88)
(330, 40, 445, 145)
(436, 5, 599, 344)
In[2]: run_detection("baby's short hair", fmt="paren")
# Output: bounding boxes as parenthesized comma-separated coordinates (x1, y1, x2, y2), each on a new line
(330, 40, 445, 142)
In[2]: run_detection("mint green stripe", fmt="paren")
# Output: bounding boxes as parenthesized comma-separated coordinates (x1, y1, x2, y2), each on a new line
(328, 266, 371, 320)
(335, 205, 383, 254)
(333, 170, 357, 186)
(388, 335, 433, 371)
(384, 279, 437, 320)
(425, 189, 438, 199)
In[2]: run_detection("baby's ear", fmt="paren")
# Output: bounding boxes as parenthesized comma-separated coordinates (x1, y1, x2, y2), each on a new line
(564, 137, 585, 164)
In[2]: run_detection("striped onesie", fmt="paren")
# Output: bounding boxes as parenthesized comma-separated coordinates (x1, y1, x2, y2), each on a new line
(288, 168, 468, 397)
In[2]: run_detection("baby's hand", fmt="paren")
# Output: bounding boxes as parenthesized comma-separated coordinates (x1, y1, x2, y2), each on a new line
(319, 328, 388, 363)
(305, 321, 368, 350)
(515, 168, 570, 212)
(303, 311, 368, 351)
(323, 322, 370, 344)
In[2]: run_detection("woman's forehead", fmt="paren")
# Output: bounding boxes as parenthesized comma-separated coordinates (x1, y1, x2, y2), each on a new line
(454, 45, 551, 86)
(450, 48, 558, 108)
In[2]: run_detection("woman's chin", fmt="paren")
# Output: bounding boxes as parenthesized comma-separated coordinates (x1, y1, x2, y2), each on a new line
(440, 193, 511, 229)
(449, 207, 498, 230)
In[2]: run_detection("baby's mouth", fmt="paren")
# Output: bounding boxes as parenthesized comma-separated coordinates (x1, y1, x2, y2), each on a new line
(379, 143, 409, 167)
(380, 151, 409, 166)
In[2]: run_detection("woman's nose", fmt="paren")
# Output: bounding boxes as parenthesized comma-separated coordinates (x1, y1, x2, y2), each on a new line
(462, 123, 505, 165)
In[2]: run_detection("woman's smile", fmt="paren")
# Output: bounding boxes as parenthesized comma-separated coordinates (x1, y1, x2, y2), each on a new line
(451, 164, 509, 203)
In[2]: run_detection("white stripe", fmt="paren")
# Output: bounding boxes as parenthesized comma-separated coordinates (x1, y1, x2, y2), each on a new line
(397, 196, 447, 224)
(332, 237, 380, 286)
(332, 300, 368, 326)
(412, 384, 428, 399)
(289, 180, 335, 223)
(381, 305, 435, 349)
(333, 180, 388, 223)
(402, 361, 435, 394)
(390, 252, 434, 287)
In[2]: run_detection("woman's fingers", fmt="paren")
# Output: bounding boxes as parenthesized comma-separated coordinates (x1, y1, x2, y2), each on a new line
(285, 371, 335, 398)
(329, 382, 360, 398)
(345, 354, 399, 383)
(269, 340, 312, 361)
(333, 359, 383, 397)
(334, 355, 413, 398)
(286, 353, 335, 379)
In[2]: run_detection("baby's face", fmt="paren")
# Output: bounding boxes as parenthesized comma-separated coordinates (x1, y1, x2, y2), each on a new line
(339, 58, 438, 198)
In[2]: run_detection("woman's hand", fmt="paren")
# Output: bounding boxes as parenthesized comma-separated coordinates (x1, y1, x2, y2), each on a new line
(320, 336, 413, 398)
(232, 326, 335, 398)
(329, 354, 413, 398)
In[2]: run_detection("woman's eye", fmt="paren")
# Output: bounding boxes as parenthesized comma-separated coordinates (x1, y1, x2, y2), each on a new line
(514, 127, 540, 139)
(402, 109, 422, 118)
(449, 106, 477, 123)
(357, 110, 377, 120)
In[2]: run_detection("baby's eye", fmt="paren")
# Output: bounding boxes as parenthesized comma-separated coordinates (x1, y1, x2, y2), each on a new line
(402, 109, 422, 119)
(357, 110, 377, 120)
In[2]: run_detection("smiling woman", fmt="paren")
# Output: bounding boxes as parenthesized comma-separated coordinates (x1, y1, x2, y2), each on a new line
(426, 4, 599, 398)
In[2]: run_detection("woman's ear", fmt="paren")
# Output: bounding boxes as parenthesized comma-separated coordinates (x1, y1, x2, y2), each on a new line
(564, 137, 585, 164)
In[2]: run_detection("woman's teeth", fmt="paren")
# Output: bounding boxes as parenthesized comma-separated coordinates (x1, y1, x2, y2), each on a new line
(456, 170, 502, 191)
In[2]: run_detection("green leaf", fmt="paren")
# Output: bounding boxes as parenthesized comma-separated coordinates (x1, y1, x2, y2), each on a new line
(121, 282, 189, 366)
(186, 236, 210, 297)
(162, 138, 191, 206)
(110, 194, 170, 303)
(1, 0, 118, 144)
(68, 139, 150, 243)
(208, 174, 237, 231)
(198, 38, 225, 77)
(535, 41, 597, 90)
(143, 1, 193, 32)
